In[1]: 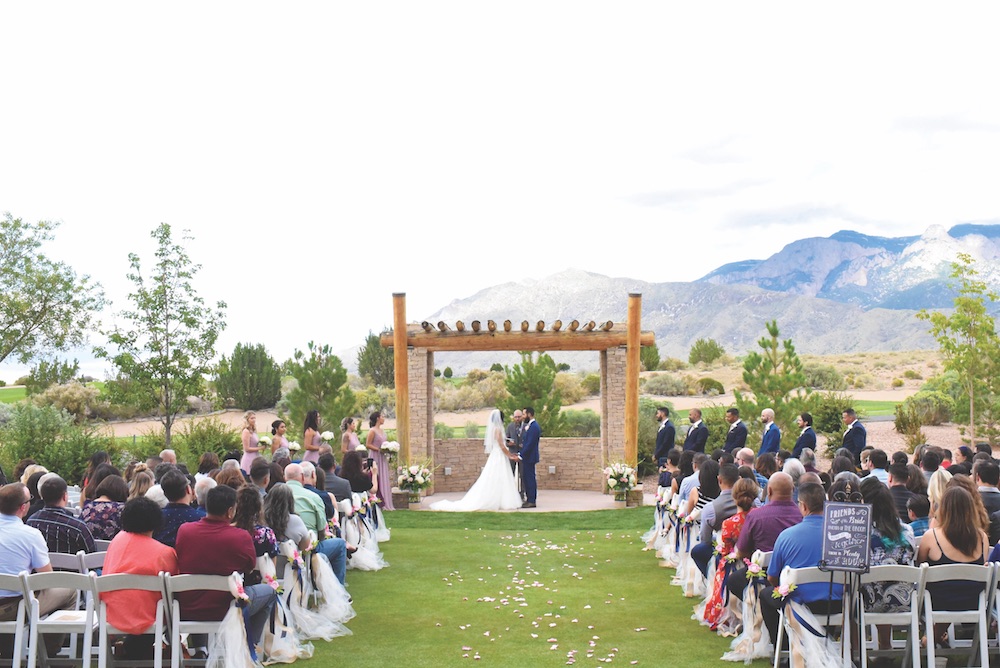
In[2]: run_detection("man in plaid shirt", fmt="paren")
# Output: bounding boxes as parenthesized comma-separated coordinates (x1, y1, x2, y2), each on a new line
(26, 475, 96, 556)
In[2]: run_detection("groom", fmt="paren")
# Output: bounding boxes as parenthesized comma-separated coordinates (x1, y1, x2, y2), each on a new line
(519, 407, 541, 509)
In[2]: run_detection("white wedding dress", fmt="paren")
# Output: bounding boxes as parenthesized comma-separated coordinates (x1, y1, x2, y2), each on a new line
(431, 410, 523, 512)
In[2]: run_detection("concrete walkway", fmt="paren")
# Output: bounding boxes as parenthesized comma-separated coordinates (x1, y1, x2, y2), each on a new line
(416, 489, 656, 512)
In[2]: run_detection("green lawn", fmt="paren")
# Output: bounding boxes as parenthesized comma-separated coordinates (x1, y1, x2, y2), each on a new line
(852, 399, 899, 417)
(0, 386, 26, 403)
(311, 509, 768, 667)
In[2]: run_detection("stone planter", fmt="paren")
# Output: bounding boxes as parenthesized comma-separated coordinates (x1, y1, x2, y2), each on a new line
(626, 488, 643, 507)
(392, 491, 410, 509)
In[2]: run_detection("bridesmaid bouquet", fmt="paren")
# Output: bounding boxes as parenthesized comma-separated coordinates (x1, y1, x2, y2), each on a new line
(320, 431, 335, 442)
(259, 434, 272, 446)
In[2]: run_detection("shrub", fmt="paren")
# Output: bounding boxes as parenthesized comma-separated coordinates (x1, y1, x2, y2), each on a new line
(642, 373, 689, 396)
(43, 426, 119, 485)
(562, 409, 601, 437)
(214, 343, 282, 410)
(32, 382, 106, 423)
(659, 358, 687, 372)
(898, 390, 954, 426)
(903, 369, 923, 380)
(25, 358, 79, 395)
(354, 384, 396, 419)
(175, 416, 242, 463)
(465, 369, 490, 383)
(696, 378, 725, 396)
(554, 373, 585, 405)
(443, 367, 453, 379)
(582, 373, 601, 396)
(806, 392, 857, 456)
(640, 344, 660, 372)
(637, 397, 662, 476)
(490, 363, 504, 373)
(894, 402, 927, 452)
(891, 378, 904, 388)
(556, 363, 571, 372)
(464, 421, 479, 437)
(434, 422, 453, 439)
(803, 363, 847, 391)
(688, 338, 725, 365)
(433, 368, 442, 378)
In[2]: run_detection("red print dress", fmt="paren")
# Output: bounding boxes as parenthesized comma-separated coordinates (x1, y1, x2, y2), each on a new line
(703, 509, 747, 629)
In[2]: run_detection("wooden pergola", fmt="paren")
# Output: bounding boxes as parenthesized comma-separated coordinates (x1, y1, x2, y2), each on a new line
(381, 293, 653, 469)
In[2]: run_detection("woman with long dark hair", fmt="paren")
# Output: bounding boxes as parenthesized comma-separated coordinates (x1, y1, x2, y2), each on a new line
(364, 411, 394, 510)
(303, 410, 322, 465)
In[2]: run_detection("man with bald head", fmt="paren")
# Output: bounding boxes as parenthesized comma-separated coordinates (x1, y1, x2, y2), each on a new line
(727, 472, 803, 601)
(284, 463, 349, 584)
(682, 408, 708, 453)
(759, 408, 781, 455)
(737, 447, 769, 491)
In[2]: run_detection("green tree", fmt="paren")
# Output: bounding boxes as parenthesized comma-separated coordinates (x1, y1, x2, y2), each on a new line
(640, 343, 661, 372)
(0, 214, 105, 365)
(215, 342, 282, 410)
(688, 338, 725, 365)
(25, 358, 80, 395)
(734, 320, 811, 441)
(499, 352, 566, 436)
(282, 341, 356, 438)
(94, 224, 227, 446)
(443, 367, 453, 379)
(917, 253, 1000, 444)
(357, 330, 395, 387)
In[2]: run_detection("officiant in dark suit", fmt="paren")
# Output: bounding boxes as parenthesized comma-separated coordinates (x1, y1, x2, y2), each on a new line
(683, 408, 708, 453)
(722, 408, 747, 454)
(519, 407, 541, 508)
(505, 410, 524, 470)
(654, 407, 675, 465)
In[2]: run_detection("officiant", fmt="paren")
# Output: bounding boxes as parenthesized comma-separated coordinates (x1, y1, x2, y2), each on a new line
(505, 410, 524, 476)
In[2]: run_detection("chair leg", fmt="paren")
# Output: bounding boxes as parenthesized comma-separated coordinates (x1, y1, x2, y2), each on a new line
(772, 610, 785, 668)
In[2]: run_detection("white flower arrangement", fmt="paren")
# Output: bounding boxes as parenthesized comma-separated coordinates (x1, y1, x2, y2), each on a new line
(320, 430, 335, 441)
(355, 443, 368, 452)
(258, 434, 272, 446)
(604, 462, 637, 493)
(397, 461, 434, 492)
(288, 441, 301, 451)
(382, 441, 400, 454)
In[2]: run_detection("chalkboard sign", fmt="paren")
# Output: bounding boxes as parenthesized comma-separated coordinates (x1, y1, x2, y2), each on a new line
(821, 502, 872, 573)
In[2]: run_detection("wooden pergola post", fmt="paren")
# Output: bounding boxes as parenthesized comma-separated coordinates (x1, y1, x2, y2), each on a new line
(625, 293, 641, 468)
(392, 293, 410, 463)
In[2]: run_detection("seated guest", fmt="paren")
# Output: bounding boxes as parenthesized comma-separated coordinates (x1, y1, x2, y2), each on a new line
(905, 463, 928, 498)
(865, 449, 890, 485)
(703, 478, 759, 630)
(886, 463, 915, 523)
(0, 483, 77, 658)
(284, 464, 349, 584)
(24, 470, 48, 520)
(927, 468, 953, 521)
(762, 483, 842, 649)
(301, 462, 335, 520)
(692, 464, 740, 577)
(266, 463, 286, 492)
(954, 445, 974, 467)
(890, 451, 909, 466)
(973, 461, 1000, 544)
(102, 497, 178, 659)
(921, 450, 942, 480)
(175, 485, 277, 663)
(27, 475, 96, 555)
(907, 495, 931, 538)
(194, 476, 216, 512)
(128, 470, 155, 501)
(153, 469, 204, 547)
(82, 463, 121, 507)
(214, 467, 246, 491)
(340, 451, 378, 495)
(318, 454, 352, 502)
(727, 472, 802, 601)
(940, 448, 952, 469)
(82, 474, 129, 540)
(799, 448, 819, 474)
(859, 477, 916, 652)
(195, 452, 219, 483)
(916, 486, 989, 647)
(263, 483, 311, 552)
(232, 487, 278, 585)
(248, 459, 270, 498)
(829, 455, 856, 480)
(947, 474, 991, 537)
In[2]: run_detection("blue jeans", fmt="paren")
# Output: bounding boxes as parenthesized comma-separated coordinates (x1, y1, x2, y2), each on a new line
(316, 537, 347, 584)
(243, 584, 278, 659)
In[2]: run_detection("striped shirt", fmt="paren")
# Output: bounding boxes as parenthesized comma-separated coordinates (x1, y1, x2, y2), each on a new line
(26, 506, 96, 556)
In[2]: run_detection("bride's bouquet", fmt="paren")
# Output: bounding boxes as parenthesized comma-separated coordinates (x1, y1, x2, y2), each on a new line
(397, 462, 433, 492)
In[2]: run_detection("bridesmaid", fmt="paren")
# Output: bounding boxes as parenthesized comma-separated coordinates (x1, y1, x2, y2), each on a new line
(365, 411, 394, 510)
(239, 411, 261, 473)
(302, 409, 322, 465)
(270, 420, 291, 461)
(341, 417, 361, 456)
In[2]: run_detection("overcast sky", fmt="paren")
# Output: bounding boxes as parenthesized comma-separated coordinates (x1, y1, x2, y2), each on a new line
(2, 2, 998, 380)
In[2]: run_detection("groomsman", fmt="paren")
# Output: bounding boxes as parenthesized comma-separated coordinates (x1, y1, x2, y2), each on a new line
(842, 408, 866, 464)
(683, 408, 708, 453)
(759, 408, 781, 455)
(722, 408, 747, 454)
(791, 412, 816, 459)
(654, 407, 676, 465)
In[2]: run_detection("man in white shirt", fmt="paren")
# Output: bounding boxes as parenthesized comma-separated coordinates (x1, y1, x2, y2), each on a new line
(865, 449, 890, 485)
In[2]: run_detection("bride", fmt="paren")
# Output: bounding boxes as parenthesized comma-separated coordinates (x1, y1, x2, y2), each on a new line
(430, 409, 523, 512)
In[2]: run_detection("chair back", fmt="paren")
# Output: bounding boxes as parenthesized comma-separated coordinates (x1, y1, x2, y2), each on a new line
(21, 570, 98, 668)
(95, 573, 168, 668)
(78, 551, 107, 574)
(47, 551, 83, 572)
(163, 573, 238, 668)
(0, 573, 27, 668)
(93, 539, 112, 551)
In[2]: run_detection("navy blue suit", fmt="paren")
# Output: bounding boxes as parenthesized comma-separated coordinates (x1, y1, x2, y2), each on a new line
(791, 427, 816, 459)
(654, 420, 676, 464)
(683, 422, 708, 453)
(722, 421, 748, 454)
(520, 419, 541, 503)
(842, 422, 866, 463)
(759, 423, 781, 455)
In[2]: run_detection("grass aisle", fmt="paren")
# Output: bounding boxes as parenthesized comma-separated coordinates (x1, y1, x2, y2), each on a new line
(311, 509, 769, 667)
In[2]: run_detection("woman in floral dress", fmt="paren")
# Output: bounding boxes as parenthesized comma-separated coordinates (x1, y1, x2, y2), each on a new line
(704, 478, 760, 631)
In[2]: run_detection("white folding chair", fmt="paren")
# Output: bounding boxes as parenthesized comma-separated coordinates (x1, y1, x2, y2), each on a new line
(92, 541, 112, 552)
(93, 573, 167, 668)
(0, 573, 28, 668)
(45, 553, 81, 573)
(859, 563, 925, 668)
(162, 574, 238, 668)
(922, 562, 994, 668)
(772, 567, 846, 668)
(78, 552, 106, 576)
(20, 571, 97, 668)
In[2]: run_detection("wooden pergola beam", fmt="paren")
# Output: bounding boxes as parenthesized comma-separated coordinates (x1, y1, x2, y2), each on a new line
(379, 328, 654, 352)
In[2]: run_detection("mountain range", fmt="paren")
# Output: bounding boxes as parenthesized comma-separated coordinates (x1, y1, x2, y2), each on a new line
(410, 225, 1000, 374)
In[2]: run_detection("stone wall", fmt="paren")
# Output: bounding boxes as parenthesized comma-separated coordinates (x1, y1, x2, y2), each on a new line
(407, 348, 433, 462)
(431, 437, 604, 493)
(601, 347, 627, 465)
